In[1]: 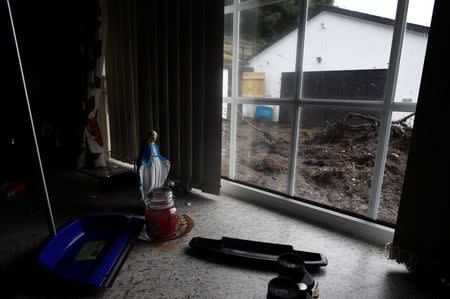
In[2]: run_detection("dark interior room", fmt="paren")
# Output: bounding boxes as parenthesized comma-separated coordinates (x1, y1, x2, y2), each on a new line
(1, 0, 449, 298)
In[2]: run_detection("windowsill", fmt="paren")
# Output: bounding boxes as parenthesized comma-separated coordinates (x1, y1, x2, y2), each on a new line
(221, 179, 394, 245)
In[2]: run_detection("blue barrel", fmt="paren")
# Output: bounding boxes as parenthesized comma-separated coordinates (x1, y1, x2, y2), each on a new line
(254, 106, 274, 121)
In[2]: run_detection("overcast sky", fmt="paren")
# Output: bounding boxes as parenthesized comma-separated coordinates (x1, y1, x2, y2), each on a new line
(334, 0, 435, 26)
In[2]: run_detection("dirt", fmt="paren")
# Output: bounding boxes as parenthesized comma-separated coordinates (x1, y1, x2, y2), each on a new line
(222, 113, 412, 224)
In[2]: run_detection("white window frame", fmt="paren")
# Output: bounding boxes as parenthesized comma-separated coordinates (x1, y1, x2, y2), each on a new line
(224, 0, 413, 221)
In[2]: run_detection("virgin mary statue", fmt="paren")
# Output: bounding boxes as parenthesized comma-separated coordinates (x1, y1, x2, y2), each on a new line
(138, 131, 170, 199)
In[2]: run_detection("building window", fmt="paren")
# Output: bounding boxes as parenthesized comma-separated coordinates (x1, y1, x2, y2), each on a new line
(222, 0, 434, 225)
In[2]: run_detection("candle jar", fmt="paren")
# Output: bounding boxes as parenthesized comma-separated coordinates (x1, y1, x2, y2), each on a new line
(145, 187, 179, 239)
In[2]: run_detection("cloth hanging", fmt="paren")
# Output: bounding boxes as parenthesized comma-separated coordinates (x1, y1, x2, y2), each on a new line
(389, 0, 450, 284)
(104, 0, 223, 194)
(77, 0, 107, 168)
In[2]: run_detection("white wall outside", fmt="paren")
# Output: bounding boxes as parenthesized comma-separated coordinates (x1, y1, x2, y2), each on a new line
(244, 12, 428, 121)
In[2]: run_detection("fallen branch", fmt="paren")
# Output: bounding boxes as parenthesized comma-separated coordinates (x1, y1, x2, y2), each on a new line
(393, 113, 415, 125)
(345, 112, 380, 124)
(236, 108, 278, 145)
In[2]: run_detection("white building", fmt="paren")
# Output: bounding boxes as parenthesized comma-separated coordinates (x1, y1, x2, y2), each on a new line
(243, 6, 429, 121)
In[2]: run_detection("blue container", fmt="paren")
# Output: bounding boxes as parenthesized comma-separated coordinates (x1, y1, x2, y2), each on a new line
(38, 214, 144, 288)
(254, 106, 274, 121)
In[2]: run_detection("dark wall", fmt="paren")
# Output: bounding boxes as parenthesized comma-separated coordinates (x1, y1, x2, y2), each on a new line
(1, 2, 102, 289)
(2, 0, 94, 177)
(1, 0, 97, 217)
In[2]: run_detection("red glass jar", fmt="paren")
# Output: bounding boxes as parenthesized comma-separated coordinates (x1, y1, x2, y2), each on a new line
(145, 187, 178, 239)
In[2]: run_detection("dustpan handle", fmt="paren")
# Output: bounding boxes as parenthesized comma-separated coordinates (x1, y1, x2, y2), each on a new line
(7, 0, 57, 237)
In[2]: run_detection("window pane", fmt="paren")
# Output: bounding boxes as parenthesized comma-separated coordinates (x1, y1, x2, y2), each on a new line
(378, 0, 434, 224)
(234, 104, 293, 193)
(295, 108, 381, 216)
(222, 106, 231, 177)
(302, 1, 397, 100)
(239, 0, 299, 98)
(393, 0, 434, 103)
(224, 13, 233, 98)
(222, 14, 233, 177)
(378, 112, 414, 223)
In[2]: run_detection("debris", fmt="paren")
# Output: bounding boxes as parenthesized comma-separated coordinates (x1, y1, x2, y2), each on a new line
(222, 112, 411, 223)
(303, 159, 325, 167)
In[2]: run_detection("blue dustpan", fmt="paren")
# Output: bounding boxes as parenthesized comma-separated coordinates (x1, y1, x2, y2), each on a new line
(37, 215, 144, 288)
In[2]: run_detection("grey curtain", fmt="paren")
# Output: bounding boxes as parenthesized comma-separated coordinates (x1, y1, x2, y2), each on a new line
(104, 0, 223, 194)
(389, 0, 450, 284)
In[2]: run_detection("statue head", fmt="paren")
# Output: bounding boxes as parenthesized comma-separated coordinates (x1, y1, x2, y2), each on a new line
(148, 130, 157, 144)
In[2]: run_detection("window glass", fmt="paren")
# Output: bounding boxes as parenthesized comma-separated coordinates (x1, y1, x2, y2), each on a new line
(239, 1, 299, 98)
(302, 1, 397, 100)
(379, 112, 414, 223)
(234, 104, 293, 193)
(224, 13, 233, 99)
(222, 115, 231, 177)
(221, 0, 435, 224)
(379, 0, 435, 223)
(222, 14, 233, 177)
(295, 107, 381, 216)
(393, 0, 434, 103)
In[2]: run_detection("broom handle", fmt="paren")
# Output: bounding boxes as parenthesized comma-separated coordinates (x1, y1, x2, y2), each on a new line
(7, 0, 57, 237)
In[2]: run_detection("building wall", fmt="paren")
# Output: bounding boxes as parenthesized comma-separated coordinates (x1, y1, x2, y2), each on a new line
(246, 12, 428, 121)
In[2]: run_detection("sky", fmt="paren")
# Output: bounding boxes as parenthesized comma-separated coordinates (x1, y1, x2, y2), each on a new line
(334, 0, 435, 26)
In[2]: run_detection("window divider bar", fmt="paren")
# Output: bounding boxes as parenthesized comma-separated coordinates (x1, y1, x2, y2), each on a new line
(367, 0, 409, 220)
(228, 97, 295, 104)
(229, 102, 237, 179)
(226, 97, 415, 112)
(391, 101, 417, 112)
(228, 1, 240, 179)
(286, 0, 308, 196)
(229, 97, 384, 106)
(227, 97, 385, 107)
(301, 98, 384, 109)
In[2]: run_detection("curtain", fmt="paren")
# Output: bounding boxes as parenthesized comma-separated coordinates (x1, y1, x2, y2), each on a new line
(104, 0, 223, 194)
(389, 0, 450, 284)
(77, 0, 107, 168)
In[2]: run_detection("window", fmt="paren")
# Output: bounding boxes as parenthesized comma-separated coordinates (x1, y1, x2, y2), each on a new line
(222, 0, 434, 225)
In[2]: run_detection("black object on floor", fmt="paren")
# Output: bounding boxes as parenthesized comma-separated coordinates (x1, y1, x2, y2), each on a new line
(277, 253, 314, 288)
(267, 277, 311, 299)
(189, 237, 328, 268)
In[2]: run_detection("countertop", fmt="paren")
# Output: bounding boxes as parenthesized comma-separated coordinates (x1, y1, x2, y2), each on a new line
(2, 170, 427, 298)
(102, 190, 424, 298)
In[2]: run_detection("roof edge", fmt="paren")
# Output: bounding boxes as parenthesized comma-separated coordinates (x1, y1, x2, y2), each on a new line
(246, 5, 429, 63)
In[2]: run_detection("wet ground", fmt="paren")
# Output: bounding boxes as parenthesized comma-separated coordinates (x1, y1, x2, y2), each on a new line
(222, 113, 412, 224)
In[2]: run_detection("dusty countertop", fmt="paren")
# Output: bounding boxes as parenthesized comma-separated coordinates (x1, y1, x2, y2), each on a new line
(102, 190, 422, 299)
(1, 170, 426, 298)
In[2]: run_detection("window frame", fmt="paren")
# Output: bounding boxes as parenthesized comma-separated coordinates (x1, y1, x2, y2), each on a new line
(224, 0, 414, 222)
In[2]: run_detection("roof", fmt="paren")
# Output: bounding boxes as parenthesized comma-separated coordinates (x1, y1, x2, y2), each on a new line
(246, 5, 429, 63)
(319, 6, 429, 34)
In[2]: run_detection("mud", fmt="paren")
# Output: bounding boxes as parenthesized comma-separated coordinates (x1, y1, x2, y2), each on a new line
(222, 113, 412, 224)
